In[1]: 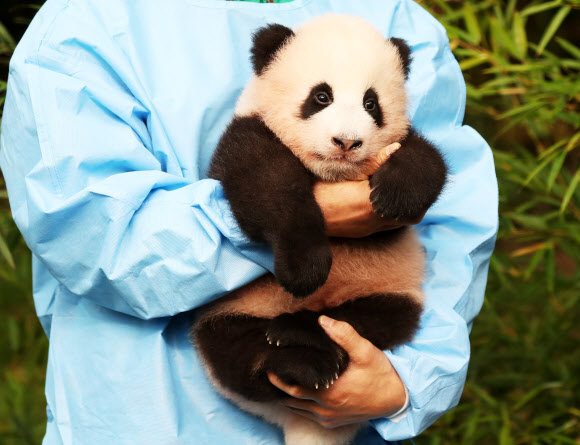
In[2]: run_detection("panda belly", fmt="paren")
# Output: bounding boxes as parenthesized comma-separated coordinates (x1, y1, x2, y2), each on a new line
(201, 226, 424, 320)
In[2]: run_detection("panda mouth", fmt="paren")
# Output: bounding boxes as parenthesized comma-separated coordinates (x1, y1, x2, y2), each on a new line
(314, 152, 364, 164)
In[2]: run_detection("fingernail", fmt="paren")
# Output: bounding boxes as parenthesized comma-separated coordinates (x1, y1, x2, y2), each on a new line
(319, 315, 332, 328)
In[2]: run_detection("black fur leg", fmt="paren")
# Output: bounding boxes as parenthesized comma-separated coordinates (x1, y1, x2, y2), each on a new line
(264, 310, 348, 389)
(265, 345, 347, 391)
(266, 311, 334, 349)
(209, 116, 331, 298)
(272, 235, 332, 298)
(369, 128, 447, 222)
(193, 314, 285, 401)
(194, 295, 421, 401)
(326, 294, 423, 351)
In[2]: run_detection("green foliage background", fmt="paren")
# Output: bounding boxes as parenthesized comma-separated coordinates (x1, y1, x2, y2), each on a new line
(0, 1, 579, 444)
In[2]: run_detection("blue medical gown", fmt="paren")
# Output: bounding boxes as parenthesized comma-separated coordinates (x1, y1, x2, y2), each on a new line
(0, 0, 498, 443)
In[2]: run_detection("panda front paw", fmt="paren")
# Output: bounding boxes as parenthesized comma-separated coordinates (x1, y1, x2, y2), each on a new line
(369, 176, 428, 223)
(273, 240, 332, 298)
(265, 343, 349, 390)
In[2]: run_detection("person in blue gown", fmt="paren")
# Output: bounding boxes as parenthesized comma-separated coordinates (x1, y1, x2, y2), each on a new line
(0, 0, 498, 443)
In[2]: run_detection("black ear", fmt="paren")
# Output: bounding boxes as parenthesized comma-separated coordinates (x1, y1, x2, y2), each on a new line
(251, 24, 295, 76)
(388, 37, 412, 79)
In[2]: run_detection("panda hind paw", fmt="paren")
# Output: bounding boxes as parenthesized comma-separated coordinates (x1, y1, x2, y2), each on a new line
(265, 343, 349, 390)
(266, 311, 329, 349)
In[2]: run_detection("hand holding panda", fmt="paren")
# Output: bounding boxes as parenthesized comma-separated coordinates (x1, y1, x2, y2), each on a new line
(193, 14, 447, 445)
(313, 141, 420, 239)
(267, 315, 408, 429)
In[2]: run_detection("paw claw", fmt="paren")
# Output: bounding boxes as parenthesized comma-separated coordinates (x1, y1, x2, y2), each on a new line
(315, 383, 319, 390)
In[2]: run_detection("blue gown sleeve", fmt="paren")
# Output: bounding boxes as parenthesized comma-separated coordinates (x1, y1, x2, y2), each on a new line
(0, 2, 270, 320)
(370, 0, 499, 439)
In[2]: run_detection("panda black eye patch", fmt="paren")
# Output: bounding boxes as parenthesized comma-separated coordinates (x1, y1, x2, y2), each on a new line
(363, 88, 384, 127)
(300, 83, 334, 119)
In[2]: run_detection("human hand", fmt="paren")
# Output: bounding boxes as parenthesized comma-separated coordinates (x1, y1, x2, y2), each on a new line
(313, 143, 426, 238)
(267, 316, 407, 428)
(356, 142, 402, 180)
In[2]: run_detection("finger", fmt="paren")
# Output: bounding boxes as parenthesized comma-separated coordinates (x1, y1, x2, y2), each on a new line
(267, 373, 318, 401)
(318, 316, 375, 362)
(282, 398, 326, 417)
(378, 142, 401, 164)
(286, 406, 329, 425)
(357, 142, 401, 179)
(285, 406, 356, 429)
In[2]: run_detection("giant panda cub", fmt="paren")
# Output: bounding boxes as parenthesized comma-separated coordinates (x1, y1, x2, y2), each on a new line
(193, 14, 447, 445)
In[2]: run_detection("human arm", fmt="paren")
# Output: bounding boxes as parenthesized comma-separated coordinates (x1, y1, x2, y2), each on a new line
(0, 3, 271, 319)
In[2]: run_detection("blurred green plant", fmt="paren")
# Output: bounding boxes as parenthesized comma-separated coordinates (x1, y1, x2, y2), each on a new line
(0, 0, 579, 444)
(415, 1, 580, 444)
(1, 3, 48, 445)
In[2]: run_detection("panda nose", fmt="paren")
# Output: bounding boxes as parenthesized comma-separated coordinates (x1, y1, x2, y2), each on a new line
(332, 137, 363, 151)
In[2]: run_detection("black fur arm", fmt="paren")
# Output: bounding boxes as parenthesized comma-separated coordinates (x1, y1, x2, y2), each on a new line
(209, 116, 332, 298)
(369, 129, 447, 222)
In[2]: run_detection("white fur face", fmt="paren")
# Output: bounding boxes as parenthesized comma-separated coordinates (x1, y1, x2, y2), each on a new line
(235, 15, 411, 181)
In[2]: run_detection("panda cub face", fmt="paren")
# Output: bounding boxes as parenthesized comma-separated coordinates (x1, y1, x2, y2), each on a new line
(235, 15, 412, 182)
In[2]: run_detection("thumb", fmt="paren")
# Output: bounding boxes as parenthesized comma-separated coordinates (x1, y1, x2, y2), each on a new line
(319, 315, 374, 363)
(356, 142, 402, 179)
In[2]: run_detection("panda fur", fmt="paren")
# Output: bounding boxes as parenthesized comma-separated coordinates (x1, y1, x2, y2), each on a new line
(192, 15, 448, 445)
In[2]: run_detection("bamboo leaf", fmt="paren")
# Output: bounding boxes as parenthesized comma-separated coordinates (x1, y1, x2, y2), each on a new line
(521, 0, 563, 17)
(490, 17, 520, 58)
(536, 6, 572, 56)
(460, 55, 490, 71)
(0, 232, 15, 269)
(506, 0, 517, 22)
(469, 383, 499, 408)
(559, 169, 580, 214)
(484, 63, 547, 73)
(497, 101, 546, 119)
(504, 213, 548, 230)
(463, 3, 482, 44)
(546, 247, 556, 293)
(7, 318, 20, 351)
(514, 382, 563, 410)
(512, 12, 527, 59)
(555, 36, 580, 59)
(499, 404, 515, 445)
(539, 139, 569, 160)
(547, 151, 567, 192)
(0, 21, 16, 53)
(565, 132, 580, 153)
(524, 249, 546, 280)
(524, 153, 558, 186)
(510, 241, 552, 257)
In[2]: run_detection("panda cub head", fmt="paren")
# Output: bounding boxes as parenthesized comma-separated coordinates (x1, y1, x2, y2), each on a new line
(235, 14, 413, 182)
